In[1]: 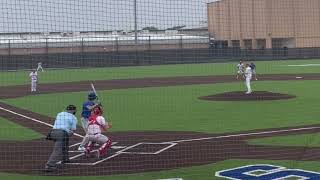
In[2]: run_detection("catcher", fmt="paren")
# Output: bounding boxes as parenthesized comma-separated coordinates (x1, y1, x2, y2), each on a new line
(83, 106, 112, 158)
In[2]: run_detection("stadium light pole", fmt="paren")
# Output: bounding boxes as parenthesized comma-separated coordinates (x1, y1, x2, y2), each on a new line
(134, 0, 138, 45)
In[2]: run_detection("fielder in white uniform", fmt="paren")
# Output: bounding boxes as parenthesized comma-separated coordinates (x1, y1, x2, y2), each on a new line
(244, 64, 253, 94)
(29, 69, 38, 92)
(83, 106, 112, 158)
(37, 62, 44, 72)
(236, 61, 244, 80)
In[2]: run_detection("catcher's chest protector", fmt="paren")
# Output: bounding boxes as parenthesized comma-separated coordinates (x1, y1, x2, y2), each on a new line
(88, 115, 102, 127)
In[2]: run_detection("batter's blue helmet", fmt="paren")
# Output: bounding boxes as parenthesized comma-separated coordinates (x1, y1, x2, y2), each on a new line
(88, 92, 97, 100)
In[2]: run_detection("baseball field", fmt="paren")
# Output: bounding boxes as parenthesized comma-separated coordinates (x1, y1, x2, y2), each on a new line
(1, 59, 320, 179)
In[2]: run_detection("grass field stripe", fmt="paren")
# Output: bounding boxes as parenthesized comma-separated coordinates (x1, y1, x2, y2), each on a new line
(168, 126, 320, 143)
(285, 64, 320, 67)
(0, 106, 84, 138)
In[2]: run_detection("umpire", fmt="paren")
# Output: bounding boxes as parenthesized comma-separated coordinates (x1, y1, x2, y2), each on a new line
(45, 105, 78, 172)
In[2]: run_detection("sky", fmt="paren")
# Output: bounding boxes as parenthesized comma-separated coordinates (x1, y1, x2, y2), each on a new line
(0, 0, 210, 33)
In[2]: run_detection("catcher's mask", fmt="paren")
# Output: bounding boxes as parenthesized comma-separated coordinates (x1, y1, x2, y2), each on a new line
(92, 106, 103, 116)
(88, 92, 97, 101)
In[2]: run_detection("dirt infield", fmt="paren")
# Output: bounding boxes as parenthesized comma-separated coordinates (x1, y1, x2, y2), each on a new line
(0, 74, 320, 176)
(199, 91, 296, 101)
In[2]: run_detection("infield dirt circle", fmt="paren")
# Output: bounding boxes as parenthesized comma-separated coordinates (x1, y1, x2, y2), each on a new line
(199, 91, 296, 101)
(0, 74, 320, 176)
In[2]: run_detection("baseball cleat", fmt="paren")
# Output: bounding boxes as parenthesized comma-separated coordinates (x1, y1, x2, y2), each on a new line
(44, 165, 57, 172)
(78, 145, 86, 151)
(61, 159, 71, 164)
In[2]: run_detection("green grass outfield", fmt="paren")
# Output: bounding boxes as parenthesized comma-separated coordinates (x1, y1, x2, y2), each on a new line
(1, 159, 320, 180)
(1, 60, 320, 179)
(1, 59, 320, 86)
(0, 117, 42, 141)
(2, 80, 320, 133)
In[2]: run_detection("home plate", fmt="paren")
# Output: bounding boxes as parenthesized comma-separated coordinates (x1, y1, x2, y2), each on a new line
(296, 76, 303, 79)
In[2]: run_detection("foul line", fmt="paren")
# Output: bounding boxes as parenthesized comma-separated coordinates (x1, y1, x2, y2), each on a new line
(0, 106, 84, 138)
(167, 126, 320, 144)
(2, 105, 320, 166)
(284, 64, 320, 67)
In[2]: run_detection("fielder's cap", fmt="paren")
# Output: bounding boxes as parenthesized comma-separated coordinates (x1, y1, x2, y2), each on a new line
(66, 104, 77, 111)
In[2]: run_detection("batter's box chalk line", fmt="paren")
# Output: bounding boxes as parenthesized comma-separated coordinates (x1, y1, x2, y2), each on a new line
(2, 106, 320, 166)
(62, 142, 177, 166)
(117, 142, 177, 155)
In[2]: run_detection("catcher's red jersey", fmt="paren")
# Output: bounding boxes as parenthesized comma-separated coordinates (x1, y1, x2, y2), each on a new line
(87, 115, 107, 135)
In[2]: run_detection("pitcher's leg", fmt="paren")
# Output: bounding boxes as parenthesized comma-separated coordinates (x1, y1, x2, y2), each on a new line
(31, 81, 34, 92)
(33, 81, 37, 92)
(245, 78, 252, 94)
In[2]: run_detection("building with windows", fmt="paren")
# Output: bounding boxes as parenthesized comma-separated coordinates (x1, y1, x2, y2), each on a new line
(207, 0, 320, 49)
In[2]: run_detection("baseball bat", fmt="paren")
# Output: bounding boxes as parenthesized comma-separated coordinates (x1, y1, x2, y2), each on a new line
(91, 83, 100, 103)
(91, 83, 110, 121)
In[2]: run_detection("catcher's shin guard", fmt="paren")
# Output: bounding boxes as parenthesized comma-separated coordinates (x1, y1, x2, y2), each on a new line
(98, 138, 112, 157)
(85, 141, 94, 155)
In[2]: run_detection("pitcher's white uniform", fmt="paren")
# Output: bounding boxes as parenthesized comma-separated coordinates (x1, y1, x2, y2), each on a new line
(236, 62, 244, 79)
(29, 71, 38, 92)
(37, 62, 44, 72)
(237, 63, 244, 74)
(244, 66, 252, 94)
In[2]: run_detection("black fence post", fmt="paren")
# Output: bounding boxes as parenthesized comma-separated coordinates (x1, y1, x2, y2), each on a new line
(135, 38, 139, 65)
(180, 35, 183, 63)
(148, 36, 151, 64)
(116, 37, 119, 63)
(81, 37, 84, 67)
(45, 38, 49, 62)
(8, 39, 12, 70)
(8, 39, 11, 58)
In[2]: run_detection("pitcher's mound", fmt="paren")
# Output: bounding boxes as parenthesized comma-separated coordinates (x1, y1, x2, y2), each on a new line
(199, 91, 295, 101)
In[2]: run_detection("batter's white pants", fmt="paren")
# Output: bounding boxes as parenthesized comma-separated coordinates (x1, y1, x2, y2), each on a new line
(80, 117, 89, 133)
(245, 76, 252, 93)
(79, 117, 89, 148)
(31, 81, 37, 92)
